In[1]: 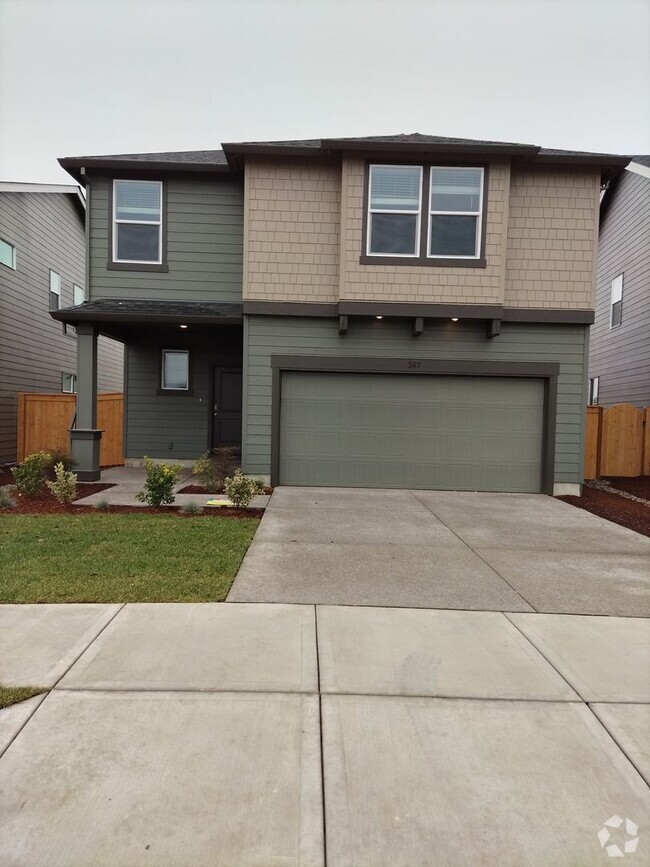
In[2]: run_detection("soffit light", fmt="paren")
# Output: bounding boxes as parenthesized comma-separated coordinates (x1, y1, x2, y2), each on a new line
(376, 315, 383, 320)
(451, 318, 459, 322)
(180, 324, 188, 329)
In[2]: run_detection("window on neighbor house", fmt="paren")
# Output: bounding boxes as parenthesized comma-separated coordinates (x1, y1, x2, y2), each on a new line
(73, 284, 85, 306)
(49, 271, 61, 310)
(62, 372, 77, 393)
(365, 164, 485, 261)
(161, 350, 189, 391)
(0, 238, 16, 269)
(113, 180, 163, 264)
(610, 274, 623, 328)
(589, 376, 600, 406)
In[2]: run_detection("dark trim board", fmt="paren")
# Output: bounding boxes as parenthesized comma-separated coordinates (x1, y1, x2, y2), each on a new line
(269, 355, 559, 494)
(243, 300, 594, 324)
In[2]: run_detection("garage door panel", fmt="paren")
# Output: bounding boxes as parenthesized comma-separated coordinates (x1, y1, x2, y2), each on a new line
(279, 372, 544, 492)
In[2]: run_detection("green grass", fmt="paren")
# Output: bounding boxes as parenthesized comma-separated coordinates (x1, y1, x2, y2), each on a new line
(0, 686, 46, 710)
(0, 514, 259, 603)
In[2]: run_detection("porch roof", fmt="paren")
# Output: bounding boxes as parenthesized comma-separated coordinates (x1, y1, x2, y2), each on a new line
(50, 299, 243, 326)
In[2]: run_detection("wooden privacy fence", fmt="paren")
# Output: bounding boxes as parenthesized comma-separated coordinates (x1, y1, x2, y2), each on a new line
(17, 392, 124, 467)
(584, 404, 650, 479)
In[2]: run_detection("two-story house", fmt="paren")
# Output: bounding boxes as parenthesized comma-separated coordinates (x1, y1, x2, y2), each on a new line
(588, 156, 650, 407)
(0, 182, 124, 465)
(54, 135, 627, 493)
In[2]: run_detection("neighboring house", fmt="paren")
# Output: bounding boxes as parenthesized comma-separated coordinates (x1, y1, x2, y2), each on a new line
(588, 156, 650, 408)
(54, 134, 628, 493)
(0, 182, 124, 465)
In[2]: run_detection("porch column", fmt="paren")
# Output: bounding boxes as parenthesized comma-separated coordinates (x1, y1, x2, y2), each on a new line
(70, 323, 102, 480)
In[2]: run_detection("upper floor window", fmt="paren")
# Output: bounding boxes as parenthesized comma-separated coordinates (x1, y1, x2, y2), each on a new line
(0, 238, 16, 269)
(365, 164, 485, 264)
(73, 284, 85, 306)
(610, 273, 623, 328)
(589, 376, 600, 406)
(49, 270, 61, 311)
(113, 180, 162, 264)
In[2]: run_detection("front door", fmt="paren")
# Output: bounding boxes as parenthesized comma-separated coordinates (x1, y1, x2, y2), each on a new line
(211, 368, 242, 450)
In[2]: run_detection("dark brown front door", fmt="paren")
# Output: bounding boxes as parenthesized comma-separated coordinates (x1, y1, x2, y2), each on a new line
(211, 368, 242, 450)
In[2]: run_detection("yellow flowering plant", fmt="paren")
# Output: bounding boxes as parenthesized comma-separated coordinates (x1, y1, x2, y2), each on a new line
(135, 456, 182, 506)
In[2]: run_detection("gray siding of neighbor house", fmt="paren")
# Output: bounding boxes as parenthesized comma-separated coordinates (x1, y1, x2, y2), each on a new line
(0, 191, 124, 465)
(87, 175, 243, 302)
(242, 315, 588, 484)
(589, 169, 650, 407)
(124, 327, 241, 460)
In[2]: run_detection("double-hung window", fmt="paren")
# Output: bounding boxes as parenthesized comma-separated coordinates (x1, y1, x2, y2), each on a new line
(365, 164, 485, 262)
(113, 180, 163, 264)
(161, 350, 189, 391)
(429, 167, 483, 258)
(610, 274, 623, 328)
(367, 165, 422, 256)
(49, 271, 61, 310)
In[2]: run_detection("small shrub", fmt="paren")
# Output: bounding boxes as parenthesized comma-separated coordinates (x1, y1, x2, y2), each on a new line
(46, 448, 78, 478)
(0, 486, 17, 509)
(135, 456, 182, 506)
(93, 498, 111, 511)
(224, 469, 264, 508)
(180, 500, 204, 515)
(192, 452, 220, 493)
(46, 462, 78, 504)
(11, 451, 52, 496)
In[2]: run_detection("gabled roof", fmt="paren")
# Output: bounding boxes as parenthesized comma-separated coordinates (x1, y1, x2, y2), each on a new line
(0, 181, 85, 211)
(58, 133, 630, 183)
(631, 155, 650, 168)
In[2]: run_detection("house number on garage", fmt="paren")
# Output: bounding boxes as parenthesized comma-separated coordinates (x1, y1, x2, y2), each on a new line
(407, 361, 422, 370)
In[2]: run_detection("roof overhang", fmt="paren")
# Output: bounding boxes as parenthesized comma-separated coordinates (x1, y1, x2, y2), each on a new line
(50, 300, 243, 326)
(58, 158, 232, 184)
(0, 181, 85, 212)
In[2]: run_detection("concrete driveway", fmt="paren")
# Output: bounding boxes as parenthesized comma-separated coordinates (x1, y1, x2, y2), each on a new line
(1, 602, 649, 865)
(228, 488, 650, 616)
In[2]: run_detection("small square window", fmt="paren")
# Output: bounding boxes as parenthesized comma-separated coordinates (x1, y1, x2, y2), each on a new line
(49, 271, 61, 311)
(0, 238, 16, 269)
(161, 350, 189, 391)
(62, 372, 77, 393)
(610, 274, 623, 328)
(73, 284, 85, 306)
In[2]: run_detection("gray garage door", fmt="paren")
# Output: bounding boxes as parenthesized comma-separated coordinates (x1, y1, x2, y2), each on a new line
(279, 372, 545, 492)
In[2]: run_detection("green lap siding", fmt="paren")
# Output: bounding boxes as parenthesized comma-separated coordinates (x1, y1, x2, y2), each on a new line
(242, 315, 588, 486)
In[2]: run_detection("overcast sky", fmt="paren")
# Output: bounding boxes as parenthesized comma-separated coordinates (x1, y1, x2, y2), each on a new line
(1, 0, 648, 184)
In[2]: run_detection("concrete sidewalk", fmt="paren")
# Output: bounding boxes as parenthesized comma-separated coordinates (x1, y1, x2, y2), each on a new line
(0, 603, 649, 865)
(228, 487, 650, 615)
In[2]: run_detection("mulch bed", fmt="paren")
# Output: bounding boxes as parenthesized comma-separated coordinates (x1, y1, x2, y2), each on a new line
(605, 476, 650, 500)
(559, 486, 650, 537)
(179, 484, 273, 495)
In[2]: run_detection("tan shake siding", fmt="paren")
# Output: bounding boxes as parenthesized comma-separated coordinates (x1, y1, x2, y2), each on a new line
(504, 167, 601, 309)
(340, 158, 509, 305)
(244, 158, 340, 303)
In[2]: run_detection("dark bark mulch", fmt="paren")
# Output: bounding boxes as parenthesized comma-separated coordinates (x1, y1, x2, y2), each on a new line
(605, 476, 650, 500)
(3, 484, 115, 515)
(559, 486, 650, 537)
(179, 484, 273, 495)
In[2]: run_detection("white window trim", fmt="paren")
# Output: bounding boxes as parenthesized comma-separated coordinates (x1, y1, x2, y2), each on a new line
(610, 273, 623, 329)
(161, 349, 190, 391)
(61, 372, 77, 394)
(0, 237, 16, 269)
(366, 165, 423, 258)
(112, 179, 163, 265)
(428, 166, 484, 260)
(589, 376, 600, 405)
(73, 284, 85, 306)
(49, 270, 61, 310)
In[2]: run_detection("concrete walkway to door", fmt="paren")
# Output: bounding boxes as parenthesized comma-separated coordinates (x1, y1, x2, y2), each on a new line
(227, 488, 650, 616)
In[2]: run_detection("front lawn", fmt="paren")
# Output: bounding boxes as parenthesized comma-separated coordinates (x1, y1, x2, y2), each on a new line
(0, 686, 46, 710)
(0, 514, 259, 603)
